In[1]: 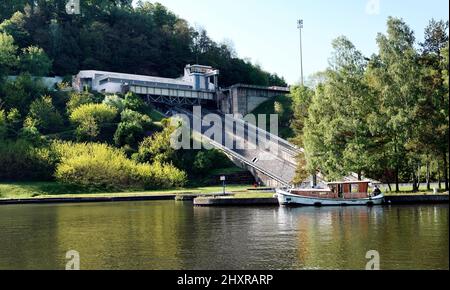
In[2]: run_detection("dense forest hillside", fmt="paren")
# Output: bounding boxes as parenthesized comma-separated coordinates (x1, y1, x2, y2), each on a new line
(1, 1, 255, 192)
(0, 0, 286, 87)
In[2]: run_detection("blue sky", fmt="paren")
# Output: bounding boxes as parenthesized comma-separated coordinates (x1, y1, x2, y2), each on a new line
(137, 0, 449, 85)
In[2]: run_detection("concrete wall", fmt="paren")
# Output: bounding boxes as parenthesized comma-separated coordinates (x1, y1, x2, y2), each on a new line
(219, 85, 290, 116)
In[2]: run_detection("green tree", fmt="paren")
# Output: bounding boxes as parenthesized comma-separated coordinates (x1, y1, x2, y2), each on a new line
(26, 95, 63, 134)
(416, 19, 449, 191)
(0, 73, 47, 114)
(290, 85, 314, 147)
(20, 46, 52, 76)
(290, 85, 315, 184)
(0, 11, 30, 48)
(303, 36, 378, 181)
(366, 17, 425, 191)
(0, 1, 285, 87)
(0, 32, 17, 76)
(1, 107, 22, 139)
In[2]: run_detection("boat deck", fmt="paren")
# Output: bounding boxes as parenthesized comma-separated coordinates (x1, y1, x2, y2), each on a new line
(290, 190, 371, 200)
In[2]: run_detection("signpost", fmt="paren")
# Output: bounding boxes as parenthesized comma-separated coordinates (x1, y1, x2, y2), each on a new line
(220, 176, 226, 195)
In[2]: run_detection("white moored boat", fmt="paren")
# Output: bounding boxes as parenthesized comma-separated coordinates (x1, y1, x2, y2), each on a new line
(276, 181, 384, 207)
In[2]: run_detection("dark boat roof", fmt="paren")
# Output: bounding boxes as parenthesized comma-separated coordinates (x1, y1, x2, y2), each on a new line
(327, 181, 377, 185)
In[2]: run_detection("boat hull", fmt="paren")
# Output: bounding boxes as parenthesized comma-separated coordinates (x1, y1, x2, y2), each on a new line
(276, 189, 384, 207)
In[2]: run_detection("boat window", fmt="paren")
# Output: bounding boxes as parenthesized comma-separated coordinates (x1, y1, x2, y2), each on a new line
(330, 185, 337, 193)
(358, 183, 369, 193)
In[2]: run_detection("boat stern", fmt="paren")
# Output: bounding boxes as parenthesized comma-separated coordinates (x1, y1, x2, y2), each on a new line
(276, 189, 295, 206)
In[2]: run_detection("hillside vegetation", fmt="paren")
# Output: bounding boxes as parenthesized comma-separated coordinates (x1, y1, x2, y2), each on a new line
(0, 0, 286, 87)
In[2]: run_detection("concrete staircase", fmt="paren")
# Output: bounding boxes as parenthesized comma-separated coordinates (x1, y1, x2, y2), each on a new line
(171, 107, 301, 187)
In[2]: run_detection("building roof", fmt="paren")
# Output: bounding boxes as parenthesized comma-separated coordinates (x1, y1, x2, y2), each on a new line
(77, 70, 190, 87)
(226, 83, 290, 92)
(327, 181, 379, 185)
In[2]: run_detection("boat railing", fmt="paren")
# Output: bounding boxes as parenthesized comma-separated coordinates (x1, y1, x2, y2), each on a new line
(292, 190, 371, 199)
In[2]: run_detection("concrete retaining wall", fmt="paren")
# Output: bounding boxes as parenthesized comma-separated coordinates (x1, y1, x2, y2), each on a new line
(194, 197, 278, 207)
(385, 195, 449, 204)
(0, 195, 176, 205)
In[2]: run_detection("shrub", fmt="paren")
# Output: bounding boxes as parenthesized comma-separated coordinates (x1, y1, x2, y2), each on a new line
(70, 103, 117, 124)
(103, 94, 125, 113)
(70, 103, 117, 141)
(114, 109, 152, 147)
(124, 92, 148, 113)
(135, 125, 176, 164)
(0, 73, 47, 114)
(52, 141, 187, 191)
(0, 108, 21, 139)
(0, 109, 6, 138)
(66, 91, 98, 114)
(26, 95, 63, 134)
(193, 149, 234, 175)
(19, 46, 52, 76)
(0, 139, 55, 181)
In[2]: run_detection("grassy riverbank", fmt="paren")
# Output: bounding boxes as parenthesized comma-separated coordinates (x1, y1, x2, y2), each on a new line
(1, 182, 447, 201)
(0, 182, 269, 200)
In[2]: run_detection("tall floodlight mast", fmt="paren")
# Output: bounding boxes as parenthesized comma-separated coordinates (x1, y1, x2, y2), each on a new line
(297, 19, 304, 86)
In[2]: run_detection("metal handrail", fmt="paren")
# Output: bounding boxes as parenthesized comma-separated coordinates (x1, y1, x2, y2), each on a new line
(172, 107, 292, 187)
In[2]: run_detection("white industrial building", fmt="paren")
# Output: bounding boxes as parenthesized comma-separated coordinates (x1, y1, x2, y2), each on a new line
(72, 64, 290, 112)
(73, 64, 219, 95)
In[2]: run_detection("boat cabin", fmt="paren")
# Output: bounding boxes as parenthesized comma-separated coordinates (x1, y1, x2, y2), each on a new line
(291, 181, 379, 200)
(327, 181, 372, 199)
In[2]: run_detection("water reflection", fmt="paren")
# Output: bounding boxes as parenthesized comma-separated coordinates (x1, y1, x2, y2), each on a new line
(280, 205, 449, 270)
(0, 202, 448, 270)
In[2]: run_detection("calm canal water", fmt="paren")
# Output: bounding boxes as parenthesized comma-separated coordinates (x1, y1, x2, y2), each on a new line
(0, 201, 448, 270)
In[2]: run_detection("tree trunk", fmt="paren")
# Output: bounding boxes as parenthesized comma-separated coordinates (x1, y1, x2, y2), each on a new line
(417, 164, 421, 191)
(412, 169, 418, 192)
(426, 160, 431, 191)
(395, 165, 400, 192)
(444, 153, 449, 191)
(387, 183, 392, 192)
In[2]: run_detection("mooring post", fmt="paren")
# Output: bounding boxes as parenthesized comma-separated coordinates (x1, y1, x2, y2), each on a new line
(221, 176, 226, 195)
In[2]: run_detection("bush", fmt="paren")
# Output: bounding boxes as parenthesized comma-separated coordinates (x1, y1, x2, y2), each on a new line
(0, 139, 55, 181)
(114, 109, 152, 147)
(0, 109, 6, 138)
(124, 92, 148, 113)
(52, 141, 187, 191)
(26, 95, 64, 134)
(0, 73, 47, 114)
(135, 125, 176, 164)
(70, 103, 117, 141)
(103, 94, 125, 113)
(66, 91, 99, 114)
(19, 46, 52, 76)
(70, 103, 117, 124)
(193, 149, 234, 175)
(0, 108, 21, 139)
